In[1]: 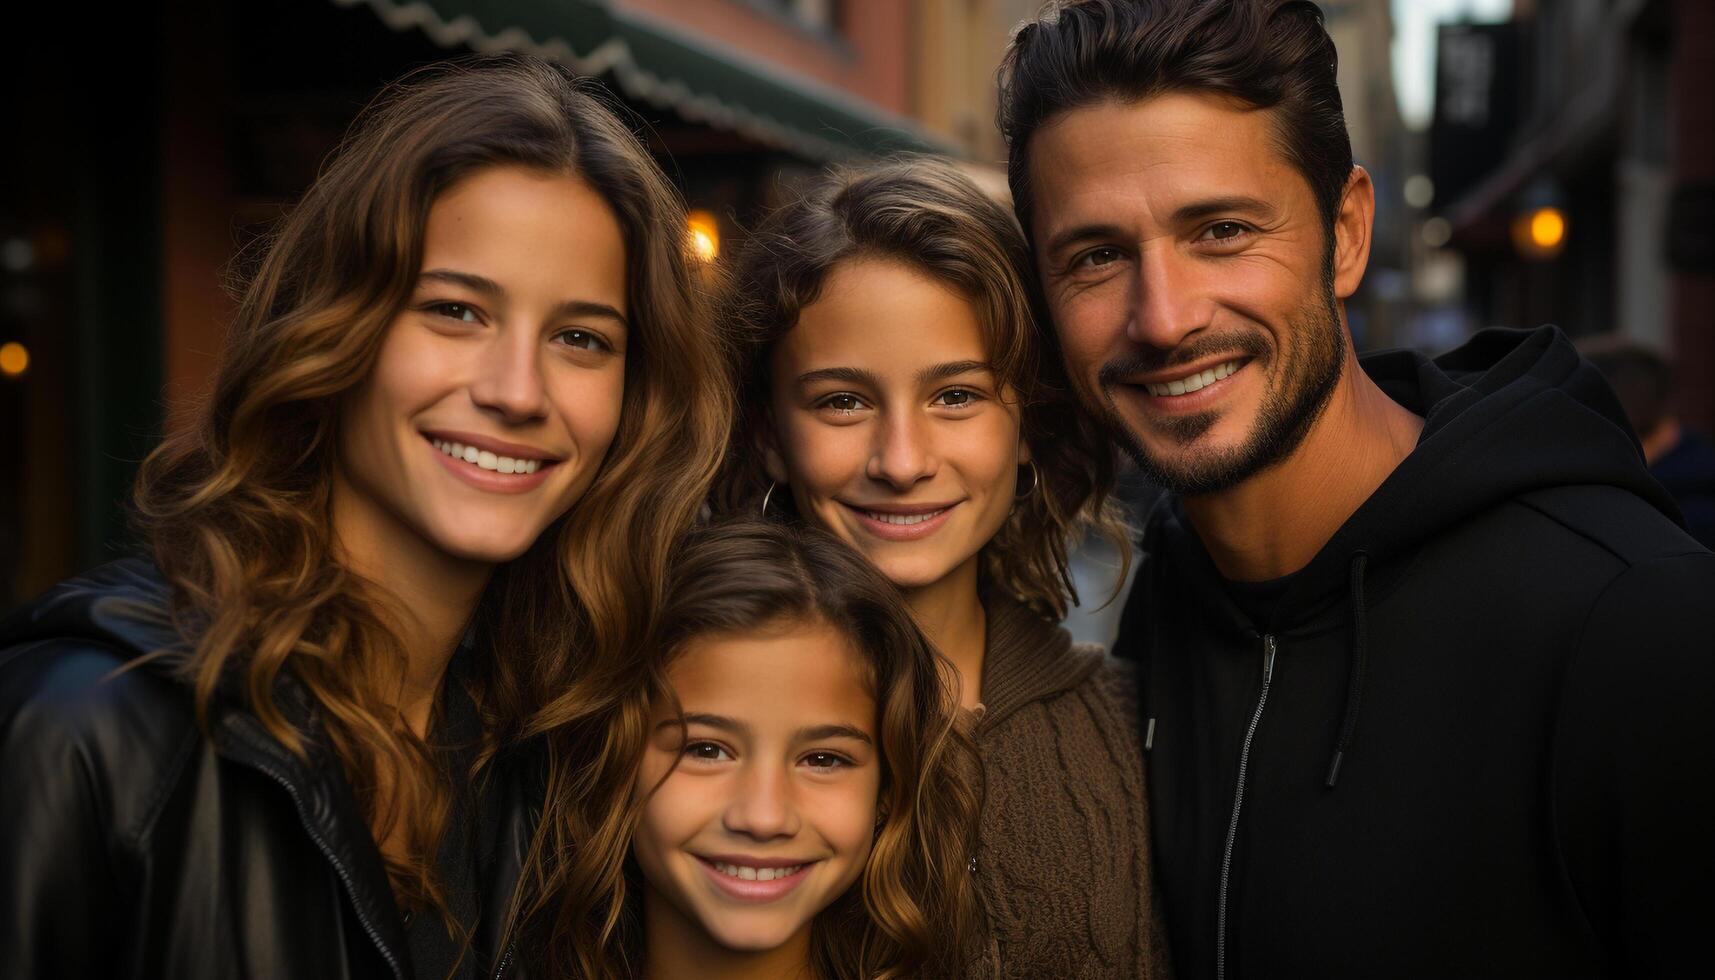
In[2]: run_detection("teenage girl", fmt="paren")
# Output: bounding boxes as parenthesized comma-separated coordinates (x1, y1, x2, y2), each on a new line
(721, 158, 1171, 977)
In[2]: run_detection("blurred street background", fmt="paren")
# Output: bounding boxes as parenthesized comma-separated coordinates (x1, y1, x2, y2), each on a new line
(3, 1, 1713, 638)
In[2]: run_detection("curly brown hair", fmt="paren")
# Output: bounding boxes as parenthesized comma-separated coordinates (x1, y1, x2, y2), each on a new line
(132, 53, 731, 935)
(541, 518, 983, 979)
(715, 156, 1129, 618)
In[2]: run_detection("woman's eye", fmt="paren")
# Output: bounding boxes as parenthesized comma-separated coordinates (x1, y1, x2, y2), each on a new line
(802, 752, 850, 770)
(428, 302, 481, 324)
(684, 741, 731, 762)
(821, 393, 865, 415)
(935, 388, 979, 408)
(555, 328, 609, 353)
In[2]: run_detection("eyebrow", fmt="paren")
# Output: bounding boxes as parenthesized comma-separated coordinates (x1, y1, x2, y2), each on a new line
(1168, 195, 1280, 226)
(419, 268, 630, 330)
(661, 712, 874, 745)
(1042, 195, 1281, 259)
(796, 360, 992, 389)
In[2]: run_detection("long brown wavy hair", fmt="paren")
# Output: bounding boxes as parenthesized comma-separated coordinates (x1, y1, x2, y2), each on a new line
(716, 156, 1129, 618)
(132, 54, 731, 928)
(537, 519, 982, 979)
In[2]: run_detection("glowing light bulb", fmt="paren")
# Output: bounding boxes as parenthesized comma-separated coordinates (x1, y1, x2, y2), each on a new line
(1528, 207, 1565, 250)
(688, 210, 720, 262)
(0, 341, 28, 378)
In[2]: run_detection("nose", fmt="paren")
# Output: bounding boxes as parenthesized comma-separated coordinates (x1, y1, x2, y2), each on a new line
(723, 761, 800, 841)
(866, 409, 937, 490)
(1129, 245, 1214, 350)
(468, 326, 549, 424)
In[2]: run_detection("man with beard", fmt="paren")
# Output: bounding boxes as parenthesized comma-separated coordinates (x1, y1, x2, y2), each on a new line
(999, 1, 1715, 978)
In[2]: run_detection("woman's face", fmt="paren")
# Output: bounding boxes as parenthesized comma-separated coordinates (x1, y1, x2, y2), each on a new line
(336, 165, 629, 565)
(765, 257, 1026, 592)
(632, 617, 880, 957)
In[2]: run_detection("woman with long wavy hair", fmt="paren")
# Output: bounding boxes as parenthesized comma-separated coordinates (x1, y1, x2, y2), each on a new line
(0, 55, 728, 980)
(535, 518, 981, 980)
(718, 157, 1170, 977)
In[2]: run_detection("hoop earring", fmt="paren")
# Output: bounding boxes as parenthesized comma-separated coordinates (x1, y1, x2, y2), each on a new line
(761, 481, 778, 518)
(1014, 461, 1039, 499)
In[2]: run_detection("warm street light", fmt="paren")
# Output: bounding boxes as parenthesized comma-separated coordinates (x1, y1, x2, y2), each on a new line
(1512, 205, 1567, 259)
(688, 210, 720, 262)
(0, 341, 28, 378)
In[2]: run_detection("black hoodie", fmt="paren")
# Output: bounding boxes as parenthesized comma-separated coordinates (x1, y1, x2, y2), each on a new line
(1118, 327, 1715, 979)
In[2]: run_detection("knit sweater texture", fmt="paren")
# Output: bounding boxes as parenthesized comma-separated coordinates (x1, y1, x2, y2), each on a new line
(968, 593, 1172, 979)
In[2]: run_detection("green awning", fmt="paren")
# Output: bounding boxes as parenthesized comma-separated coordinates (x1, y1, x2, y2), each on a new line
(334, 0, 951, 161)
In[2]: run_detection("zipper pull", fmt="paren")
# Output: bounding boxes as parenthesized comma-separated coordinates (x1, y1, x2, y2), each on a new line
(1263, 634, 1277, 684)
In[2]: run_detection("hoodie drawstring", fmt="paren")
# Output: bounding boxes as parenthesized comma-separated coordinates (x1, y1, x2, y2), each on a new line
(1325, 551, 1370, 788)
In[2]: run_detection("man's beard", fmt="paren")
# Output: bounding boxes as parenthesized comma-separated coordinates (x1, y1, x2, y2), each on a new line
(1088, 279, 1346, 497)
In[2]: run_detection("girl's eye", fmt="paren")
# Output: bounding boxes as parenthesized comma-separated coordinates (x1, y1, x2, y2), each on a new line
(820, 393, 866, 415)
(555, 328, 609, 353)
(684, 741, 732, 762)
(934, 388, 979, 408)
(427, 302, 481, 324)
(802, 751, 850, 770)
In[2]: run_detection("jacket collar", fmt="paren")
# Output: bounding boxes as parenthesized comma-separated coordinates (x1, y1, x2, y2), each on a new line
(975, 590, 1103, 733)
(3, 557, 540, 980)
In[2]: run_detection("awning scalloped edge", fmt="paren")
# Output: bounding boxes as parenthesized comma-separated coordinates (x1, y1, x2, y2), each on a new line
(333, 0, 869, 162)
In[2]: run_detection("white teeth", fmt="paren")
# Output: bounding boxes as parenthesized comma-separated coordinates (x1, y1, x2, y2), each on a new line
(712, 861, 803, 882)
(1144, 359, 1242, 397)
(430, 439, 544, 475)
(865, 509, 946, 526)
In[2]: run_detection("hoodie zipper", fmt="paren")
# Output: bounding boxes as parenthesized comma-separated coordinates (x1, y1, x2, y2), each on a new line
(491, 941, 516, 980)
(240, 754, 407, 980)
(1217, 634, 1276, 980)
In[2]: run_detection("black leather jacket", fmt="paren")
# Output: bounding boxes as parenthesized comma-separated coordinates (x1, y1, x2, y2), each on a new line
(0, 559, 539, 980)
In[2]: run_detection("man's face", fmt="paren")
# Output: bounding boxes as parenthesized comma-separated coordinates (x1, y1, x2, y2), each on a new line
(1028, 93, 1359, 495)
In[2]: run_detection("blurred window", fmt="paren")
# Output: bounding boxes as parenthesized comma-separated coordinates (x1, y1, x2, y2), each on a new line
(749, 0, 841, 35)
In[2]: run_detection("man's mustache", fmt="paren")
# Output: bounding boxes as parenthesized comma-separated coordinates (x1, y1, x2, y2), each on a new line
(1097, 332, 1270, 388)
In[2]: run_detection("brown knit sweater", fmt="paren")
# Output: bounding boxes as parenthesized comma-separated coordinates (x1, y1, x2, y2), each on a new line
(966, 594, 1172, 979)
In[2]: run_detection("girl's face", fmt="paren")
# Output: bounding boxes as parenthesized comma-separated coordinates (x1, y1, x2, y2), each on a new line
(336, 165, 629, 566)
(632, 616, 881, 956)
(764, 257, 1026, 592)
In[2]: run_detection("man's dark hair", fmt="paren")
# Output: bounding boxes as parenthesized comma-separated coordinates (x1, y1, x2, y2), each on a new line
(998, 0, 1352, 240)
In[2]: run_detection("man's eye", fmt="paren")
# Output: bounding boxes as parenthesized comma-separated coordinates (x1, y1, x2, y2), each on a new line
(803, 752, 849, 769)
(1205, 221, 1249, 241)
(1073, 246, 1122, 270)
(427, 302, 480, 323)
(555, 329, 609, 352)
(684, 741, 731, 762)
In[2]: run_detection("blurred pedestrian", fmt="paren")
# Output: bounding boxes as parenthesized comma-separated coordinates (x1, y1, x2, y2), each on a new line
(1579, 336, 1715, 548)
(1000, 1, 1715, 978)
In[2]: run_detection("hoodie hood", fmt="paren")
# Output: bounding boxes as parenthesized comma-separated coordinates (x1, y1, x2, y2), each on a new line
(1153, 326, 1679, 625)
(1301, 325, 1677, 584)
(0, 557, 189, 667)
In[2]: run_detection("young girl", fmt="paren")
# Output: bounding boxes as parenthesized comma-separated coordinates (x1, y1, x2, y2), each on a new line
(535, 518, 980, 979)
(0, 56, 729, 979)
(720, 158, 1171, 977)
